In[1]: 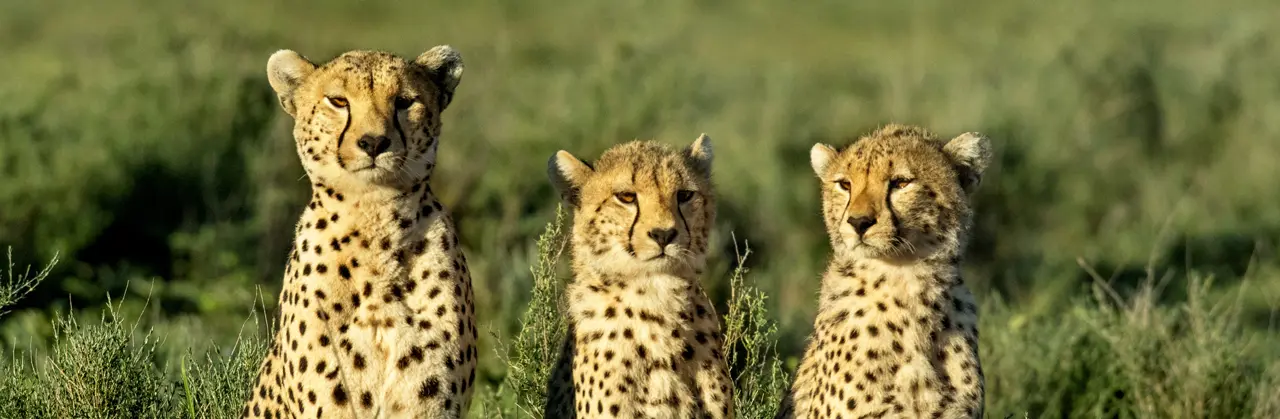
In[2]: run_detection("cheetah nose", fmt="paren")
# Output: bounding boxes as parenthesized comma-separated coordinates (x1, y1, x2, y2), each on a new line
(357, 135, 391, 156)
(848, 216, 876, 236)
(647, 228, 678, 247)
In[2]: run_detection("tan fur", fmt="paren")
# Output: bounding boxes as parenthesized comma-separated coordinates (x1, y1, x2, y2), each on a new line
(242, 46, 477, 419)
(543, 136, 734, 419)
(777, 124, 991, 419)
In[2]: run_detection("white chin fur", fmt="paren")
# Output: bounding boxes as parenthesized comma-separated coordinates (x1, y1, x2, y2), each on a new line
(592, 249, 697, 277)
(841, 238, 888, 259)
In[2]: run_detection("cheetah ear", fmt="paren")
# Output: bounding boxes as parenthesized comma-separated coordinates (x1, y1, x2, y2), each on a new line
(415, 45, 465, 109)
(809, 143, 838, 179)
(266, 49, 317, 117)
(942, 132, 993, 194)
(548, 150, 594, 206)
(685, 133, 713, 177)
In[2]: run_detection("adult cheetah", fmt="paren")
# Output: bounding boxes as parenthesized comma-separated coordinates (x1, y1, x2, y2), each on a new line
(543, 136, 735, 419)
(241, 46, 478, 419)
(776, 124, 991, 419)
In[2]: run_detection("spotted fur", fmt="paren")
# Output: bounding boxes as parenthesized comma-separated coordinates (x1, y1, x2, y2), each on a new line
(241, 46, 477, 419)
(543, 136, 734, 419)
(776, 124, 991, 419)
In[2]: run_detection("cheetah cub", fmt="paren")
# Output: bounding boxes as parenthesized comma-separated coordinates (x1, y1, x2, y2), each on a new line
(543, 136, 735, 419)
(242, 46, 478, 419)
(777, 124, 991, 419)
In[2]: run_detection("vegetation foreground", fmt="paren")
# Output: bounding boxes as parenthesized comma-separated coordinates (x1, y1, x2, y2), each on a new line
(1, 0, 1279, 417)
(1, 210, 1277, 418)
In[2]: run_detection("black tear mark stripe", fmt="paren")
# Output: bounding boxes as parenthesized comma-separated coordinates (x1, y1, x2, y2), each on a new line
(392, 106, 407, 152)
(647, 163, 662, 240)
(624, 161, 641, 256)
(840, 161, 861, 226)
(676, 204, 690, 241)
(840, 184, 852, 227)
(674, 171, 690, 239)
(336, 110, 352, 168)
(884, 159, 901, 231)
(626, 194, 640, 257)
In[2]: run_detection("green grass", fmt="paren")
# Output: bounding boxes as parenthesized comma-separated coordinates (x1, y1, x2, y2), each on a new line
(1, 0, 1279, 417)
(1, 235, 1276, 418)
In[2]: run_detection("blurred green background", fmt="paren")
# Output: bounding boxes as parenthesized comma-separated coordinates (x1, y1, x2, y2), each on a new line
(1, 0, 1278, 416)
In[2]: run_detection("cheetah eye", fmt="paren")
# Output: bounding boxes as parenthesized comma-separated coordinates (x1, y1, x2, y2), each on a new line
(326, 96, 349, 108)
(889, 177, 914, 190)
(615, 192, 637, 204)
(676, 190, 695, 203)
(394, 96, 416, 110)
(835, 180, 852, 191)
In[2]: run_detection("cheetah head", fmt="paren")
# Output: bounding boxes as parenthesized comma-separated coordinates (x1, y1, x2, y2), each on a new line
(810, 124, 991, 262)
(265, 46, 464, 191)
(549, 136, 716, 277)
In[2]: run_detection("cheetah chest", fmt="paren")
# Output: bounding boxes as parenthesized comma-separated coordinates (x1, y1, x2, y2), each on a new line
(272, 207, 477, 417)
(567, 275, 725, 417)
(798, 278, 983, 418)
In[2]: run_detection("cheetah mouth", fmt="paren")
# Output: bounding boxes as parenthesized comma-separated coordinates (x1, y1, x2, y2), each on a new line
(846, 240, 925, 262)
(640, 248, 693, 264)
(346, 151, 406, 171)
(631, 248, 677, 262)
(846, 241, 888, 256)
(348, 158, 402, 176)
(347, 164, 389, 177)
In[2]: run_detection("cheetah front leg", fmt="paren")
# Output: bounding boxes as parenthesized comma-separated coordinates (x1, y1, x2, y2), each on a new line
(689, 324, 734, 417)
(691, 353, 733, 419)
